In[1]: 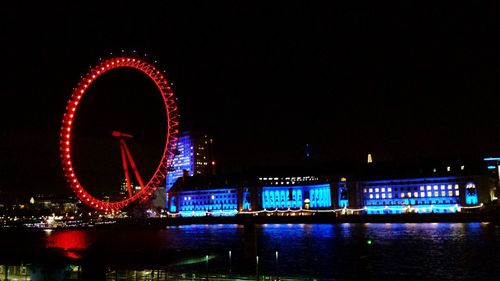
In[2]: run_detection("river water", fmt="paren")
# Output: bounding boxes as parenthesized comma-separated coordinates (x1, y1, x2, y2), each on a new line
(1, 222, 499, 280)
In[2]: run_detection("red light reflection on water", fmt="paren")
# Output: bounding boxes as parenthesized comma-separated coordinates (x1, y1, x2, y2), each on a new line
(45, 230, 92, 259)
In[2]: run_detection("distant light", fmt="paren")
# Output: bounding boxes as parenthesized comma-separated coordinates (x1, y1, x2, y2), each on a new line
(484, 157, 500, 161)
(447, 166, 451, 172)
(366, 239, 372, 245)
(461, 165, 465, 170)
(367, 153, 373, 163)
(487, 166, 496, 170)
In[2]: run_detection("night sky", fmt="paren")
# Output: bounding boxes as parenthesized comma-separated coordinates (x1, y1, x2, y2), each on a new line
(2, 2, 500, 197)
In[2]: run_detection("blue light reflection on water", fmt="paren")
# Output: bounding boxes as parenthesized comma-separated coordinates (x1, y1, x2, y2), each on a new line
(3, 222, 500, 280)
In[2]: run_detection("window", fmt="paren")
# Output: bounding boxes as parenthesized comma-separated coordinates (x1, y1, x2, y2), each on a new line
(388, 187, 392, 192)
(433, 185, 438, 190)
(414, 192, 419, 198)
(427, 191, 432, 197)
(448, 191, 453, 196)
(455, 190, 460, 196)
(441, 191, 446, 197)
(420, 186, 425, 191)
(426, 186, 432, 191)
(434, 191, 439, 197)
(448, 185, 452, 190)
(381, 188, 385, 192)
(369, 188, 373, 193)
(388, 194, 393, 198)
(382, 194, 386, 199)
(401, 193, 405, 198)
(375, 188, 379, 192)
(407, 192, 412, 198)
(440, 185, 445, 190)
(364, 188, 367, 193)
(454, 184, 459, 189)
(369, 194, 373, 199)
(375, 194, 380, 199)
(420, 192, 425, 197)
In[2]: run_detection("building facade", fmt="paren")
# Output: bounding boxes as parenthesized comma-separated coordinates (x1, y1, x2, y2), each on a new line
(358, 177, 479, 214)
(168, 187, 238, 217)
(165, 132, 214, 191)
(166, 174, 487, 217)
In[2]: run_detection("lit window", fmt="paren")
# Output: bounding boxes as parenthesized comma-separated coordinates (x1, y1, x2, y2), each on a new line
(433, 185, 438, 190)
(382, 194, 386, 199)
(426, 186, 432, 191)
(369, 188, 373, 193)
(448, 185, 452, 190)
(388, 187, 392, 192)
(375, 194, 380, 199)
(388, 194, 393, 198)
(447, 166, 451, 172)
(434, 191, 439, 197)
(375, 188, 379, 192)
(364, 188, 367, 193)
(440, 185, 445, 190)
(455, 190, 460, 196)
(454, 184, 459, 189)
(461, 165, 465, 170)
(381, 188, 385, 192)
(420, 186, 425, 191)
(369, 194, 373, 199)
(407, 192, 412, 198)
(441, 191, 446, 196)
(414, 192, 419, 198)
(448, 191, 453, 196)
(420, 192, 425, 197)
(427, 191, 432, 197)
(401, 193, 405, 198)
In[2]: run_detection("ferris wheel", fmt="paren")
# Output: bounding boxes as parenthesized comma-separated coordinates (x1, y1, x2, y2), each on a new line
(59, 56, 179, 212)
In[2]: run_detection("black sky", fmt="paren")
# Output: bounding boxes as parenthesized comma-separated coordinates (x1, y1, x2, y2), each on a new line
(2, 2, 500, 197)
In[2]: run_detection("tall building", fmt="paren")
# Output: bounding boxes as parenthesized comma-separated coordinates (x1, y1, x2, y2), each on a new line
(165, 132, 214, 191)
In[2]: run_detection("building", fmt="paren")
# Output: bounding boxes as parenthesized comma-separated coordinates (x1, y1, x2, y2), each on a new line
(167, 175, 238, 217)
(165, 132, 215, 191)
(260, 183, 332, 209)
(356, 176, 481, 214)
(165, 159, 493, 217)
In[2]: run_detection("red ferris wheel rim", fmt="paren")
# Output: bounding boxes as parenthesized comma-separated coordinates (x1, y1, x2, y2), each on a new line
(59, 56, 179, 212)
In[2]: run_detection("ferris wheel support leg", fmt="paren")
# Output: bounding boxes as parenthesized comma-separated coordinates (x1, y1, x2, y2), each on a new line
(122, 140, 146, 190)
(120, 140, 133, 198)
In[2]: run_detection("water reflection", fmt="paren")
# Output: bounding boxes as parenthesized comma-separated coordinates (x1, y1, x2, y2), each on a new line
(0, 222, 499, 280)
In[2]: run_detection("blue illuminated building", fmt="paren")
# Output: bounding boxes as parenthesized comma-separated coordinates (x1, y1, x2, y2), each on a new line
(360, 177, 479, 214)
(166, 134, 194, 191)
(261, 183, 332, 209)
(337, 180, 349, 208)
(169, 188, 238, 217)
(166, 132, 214, 191)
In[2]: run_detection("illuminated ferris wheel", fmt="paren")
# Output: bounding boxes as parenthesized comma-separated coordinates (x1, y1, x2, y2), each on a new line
(59, 56, 179, 212)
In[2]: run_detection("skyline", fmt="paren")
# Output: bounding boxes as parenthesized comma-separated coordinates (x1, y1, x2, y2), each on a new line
(2, 2, 500, 196)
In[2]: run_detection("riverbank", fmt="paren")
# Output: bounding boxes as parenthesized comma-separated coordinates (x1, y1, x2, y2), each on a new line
(2, 211, 498, 230)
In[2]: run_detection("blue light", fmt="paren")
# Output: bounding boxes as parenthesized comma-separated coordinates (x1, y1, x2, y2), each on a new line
(174, 188, 239, 216)
(487, 166, 497, 170)
(262, 184, 331, 209)
(484, 157, 500, 161)
(166, 134, 195, 191)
